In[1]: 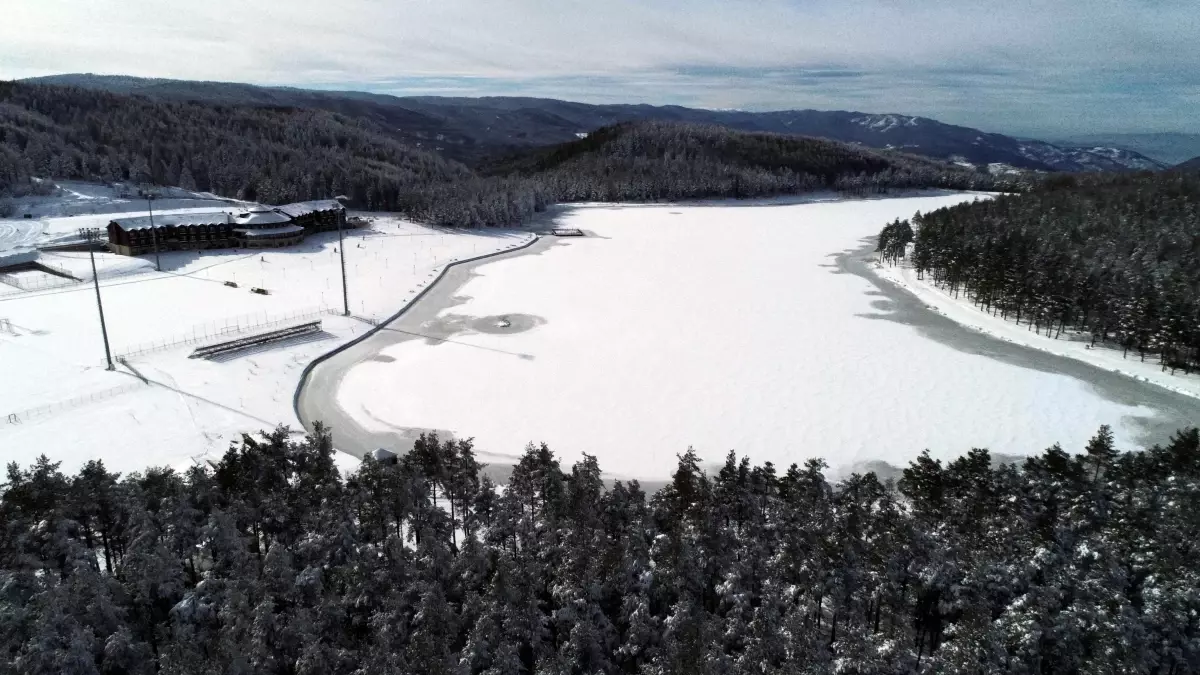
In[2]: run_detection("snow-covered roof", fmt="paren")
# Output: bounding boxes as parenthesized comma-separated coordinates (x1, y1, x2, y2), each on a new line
(232, 225, 305, 238)
(111, 212, 231, 231)
(275, 200, 345, 218)
(234, 209, 293, 226)
(370, 447, 398, 462)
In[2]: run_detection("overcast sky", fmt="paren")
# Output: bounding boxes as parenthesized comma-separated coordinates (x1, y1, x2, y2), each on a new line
(3, 0, 1196, 138)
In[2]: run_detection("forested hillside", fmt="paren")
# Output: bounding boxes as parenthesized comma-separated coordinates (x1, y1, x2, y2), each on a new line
(0, 82, 471, 207)
(1, 82, 1014, 228)
(409, 122, 1018, 226)
(3, 424, 1199, 673)
(883, 170, 1200, 373)
(25, 74, 1168, 172)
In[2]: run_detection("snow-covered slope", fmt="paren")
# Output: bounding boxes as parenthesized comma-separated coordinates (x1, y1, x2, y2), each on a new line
(1015, 140, 1167, 172)
(850, 114, 921, 133)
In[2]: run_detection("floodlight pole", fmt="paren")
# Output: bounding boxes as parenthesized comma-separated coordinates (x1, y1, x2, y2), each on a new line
(335, 196, 349, 316)
(80, 228, 114, 370)
(147, 193, 161, 271)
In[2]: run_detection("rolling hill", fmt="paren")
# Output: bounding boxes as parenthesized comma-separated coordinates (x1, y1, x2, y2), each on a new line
(0, 81, 471, 207)
(0, 81, 1012, 227)
(22, 74, 1165, 173)
(408, 120, 1016, 227)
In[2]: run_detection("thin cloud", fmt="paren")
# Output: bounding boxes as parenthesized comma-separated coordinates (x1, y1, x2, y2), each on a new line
(2, 0, 1196, 136)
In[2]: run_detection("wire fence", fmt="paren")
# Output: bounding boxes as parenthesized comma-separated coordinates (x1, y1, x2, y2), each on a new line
(33, 260, 80, 278)
(0, 270, 79, 292)
(2, 381, 146, 426)
(0, 260, 155, 294)
(40, 256, 159, 283)
(113, 305, 339, 361)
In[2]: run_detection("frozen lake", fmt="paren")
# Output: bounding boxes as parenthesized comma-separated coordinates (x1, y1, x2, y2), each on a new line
(326, 195, 1198, 479)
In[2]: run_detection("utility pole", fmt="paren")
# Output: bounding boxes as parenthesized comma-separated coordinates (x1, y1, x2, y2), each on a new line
(80, 228, 114, 370)
(145, 191, 161, 271)
(335, 196, 350, 316)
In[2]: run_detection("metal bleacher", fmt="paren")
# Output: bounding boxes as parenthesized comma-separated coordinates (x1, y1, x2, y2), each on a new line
(189, 320, 323, 360)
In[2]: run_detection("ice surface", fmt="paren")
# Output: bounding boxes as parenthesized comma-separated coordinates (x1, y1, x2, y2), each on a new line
(336, 196, 1158, 480)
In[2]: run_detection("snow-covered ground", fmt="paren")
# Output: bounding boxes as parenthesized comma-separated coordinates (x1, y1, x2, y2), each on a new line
(0, 180, 255, 252)
(6, 183, 1193, 482)
(874, 261, 1200, 401)
(0, 251, 156, 296)
(0, 208, 534, 475)
(335, 196, 1164, 480)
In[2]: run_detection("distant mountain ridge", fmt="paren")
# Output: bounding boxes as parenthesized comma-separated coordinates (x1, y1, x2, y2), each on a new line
(1177, 156, 1200, 171)
(20, 74, 1165, 174)
(0, 81, 1009, 228)
(1059, 133, 1200, 166)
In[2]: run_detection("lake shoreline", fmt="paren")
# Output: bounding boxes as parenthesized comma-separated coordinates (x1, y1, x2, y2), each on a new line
(303, 196, 1200, 486)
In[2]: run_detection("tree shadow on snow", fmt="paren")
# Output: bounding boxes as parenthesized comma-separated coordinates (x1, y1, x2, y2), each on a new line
(827, 236, 1200, 451)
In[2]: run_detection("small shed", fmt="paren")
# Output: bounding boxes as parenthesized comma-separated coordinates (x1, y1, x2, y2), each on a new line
(369, 447, 399, 465)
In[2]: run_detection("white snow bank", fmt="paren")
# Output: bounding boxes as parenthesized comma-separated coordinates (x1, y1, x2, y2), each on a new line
(874, 261, 1200, 401)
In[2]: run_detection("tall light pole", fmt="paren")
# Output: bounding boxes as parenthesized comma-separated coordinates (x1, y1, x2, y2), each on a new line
(145, 192, 161, 272)
(79, 228, 114, 371)
(335, 195, 350, 316)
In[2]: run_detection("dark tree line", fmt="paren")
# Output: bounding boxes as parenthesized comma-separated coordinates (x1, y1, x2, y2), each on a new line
(408, 122, 1025, 227)
(883, 171, 1200, 374)
(1, 82, 1025, 228)
(4, 422, 1199, 674)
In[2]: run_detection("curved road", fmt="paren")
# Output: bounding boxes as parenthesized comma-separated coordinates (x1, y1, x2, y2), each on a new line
(296, 235, 562, 482)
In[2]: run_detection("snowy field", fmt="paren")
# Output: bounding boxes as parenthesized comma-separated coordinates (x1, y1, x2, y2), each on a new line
(336, 196, 1163, 480)
(0, 180, 252, 251)
(0, 209, 534, 475)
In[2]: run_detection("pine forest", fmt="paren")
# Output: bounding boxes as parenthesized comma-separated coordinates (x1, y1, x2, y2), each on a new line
(880, 171, 1200, 374)
(1, 82, 1019, 228)
(3, 424, 1199, 674)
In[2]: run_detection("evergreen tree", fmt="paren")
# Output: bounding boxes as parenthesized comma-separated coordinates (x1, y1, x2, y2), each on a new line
(4, 422, 1200, 673)
(883, 171, 1200, 373)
